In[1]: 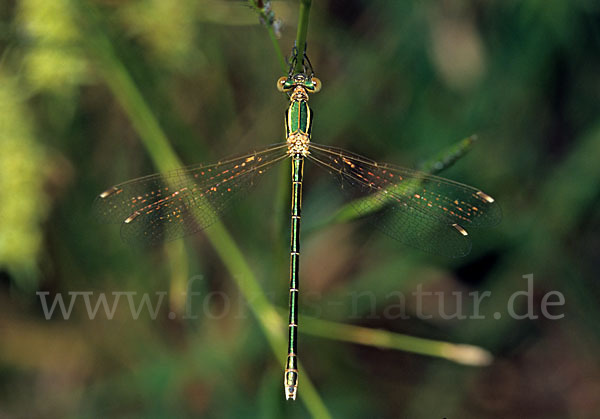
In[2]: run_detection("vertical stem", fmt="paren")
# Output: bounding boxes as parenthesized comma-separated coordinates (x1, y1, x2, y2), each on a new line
(294, 0, 313, 74)
(268, 29, 288, 73)
(247, 0, 287, 72)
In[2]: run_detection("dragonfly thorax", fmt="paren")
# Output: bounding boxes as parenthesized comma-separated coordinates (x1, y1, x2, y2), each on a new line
(290, 86, 309, 102)
(283, 73, 315, 157)
(287, 132, 310, 156)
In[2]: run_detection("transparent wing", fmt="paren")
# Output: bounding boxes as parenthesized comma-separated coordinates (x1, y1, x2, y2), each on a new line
(94, 143, 289, 246)
(308, 143, 501, 258)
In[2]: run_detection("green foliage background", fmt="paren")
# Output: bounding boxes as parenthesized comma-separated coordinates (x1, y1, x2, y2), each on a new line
(1, 0, 599, 418)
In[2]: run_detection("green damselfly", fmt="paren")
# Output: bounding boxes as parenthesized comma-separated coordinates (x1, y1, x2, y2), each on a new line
(95, 52, 501, 400)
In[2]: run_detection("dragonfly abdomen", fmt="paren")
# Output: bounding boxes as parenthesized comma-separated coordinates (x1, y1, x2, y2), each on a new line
(285, 155, 304, 400)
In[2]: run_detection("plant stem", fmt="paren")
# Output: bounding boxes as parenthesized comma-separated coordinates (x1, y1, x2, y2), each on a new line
(267, 28, 288, 73)
(298, 314, 493, 366)
(247, 0, 287, 73)
(294, 0, 312, 73)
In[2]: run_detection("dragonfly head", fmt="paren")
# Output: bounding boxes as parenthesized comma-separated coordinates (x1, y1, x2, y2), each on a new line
(277, 73, 321, 94)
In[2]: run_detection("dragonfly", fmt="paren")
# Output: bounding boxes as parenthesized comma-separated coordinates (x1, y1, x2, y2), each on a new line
(94, 50, 501, 401)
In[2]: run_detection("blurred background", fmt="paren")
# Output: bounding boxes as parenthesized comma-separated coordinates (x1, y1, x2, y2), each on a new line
(1, 0, 599, 418)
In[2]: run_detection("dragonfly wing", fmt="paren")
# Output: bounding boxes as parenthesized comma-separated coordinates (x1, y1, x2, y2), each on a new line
(94, 143, 289, 246)
(308, 143, 501, 258)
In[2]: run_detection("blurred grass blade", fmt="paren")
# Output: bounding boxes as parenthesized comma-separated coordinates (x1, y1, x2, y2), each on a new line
(299, 314, 493, 366)
(418, 135, 477, 174)
(0, 74, 47, 288)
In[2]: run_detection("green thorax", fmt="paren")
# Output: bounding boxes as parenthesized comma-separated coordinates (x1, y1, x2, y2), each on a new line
(278, 73, 321, 142)
(286, 96, 312, 139)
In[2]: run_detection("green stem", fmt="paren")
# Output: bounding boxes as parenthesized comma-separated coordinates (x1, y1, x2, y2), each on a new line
(294, 0, 312, 73)
(247, 0, 287, 73)
(298, 314, 493, 367)
(267, 27, 288, 73)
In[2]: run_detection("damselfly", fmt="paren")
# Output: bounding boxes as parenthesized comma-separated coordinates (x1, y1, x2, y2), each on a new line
(94, 52, 501, 400)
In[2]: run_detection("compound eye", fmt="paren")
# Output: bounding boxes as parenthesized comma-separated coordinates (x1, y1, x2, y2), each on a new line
(277, 76, 288, 92)
(311, 77, 322, 93)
